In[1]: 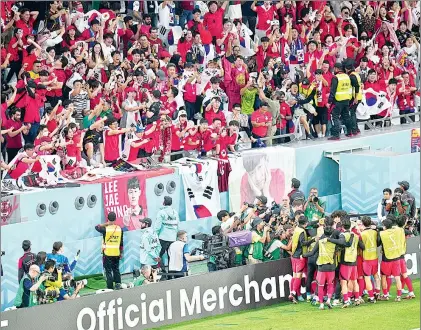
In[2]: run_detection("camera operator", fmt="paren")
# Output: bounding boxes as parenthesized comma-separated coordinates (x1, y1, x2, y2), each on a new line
(14, 264, 47, 308)
(263, 223, 293, 261)
(386, 188, 409, 217)
(398, 181, 417, 219)
(168, 230, 204, 278)
(304, 188, 325, 222)
(248, 218, 270, 264)
(40, 259, 63, 303)
(252, 195, 269, 218)
(377, 188, 393, 222)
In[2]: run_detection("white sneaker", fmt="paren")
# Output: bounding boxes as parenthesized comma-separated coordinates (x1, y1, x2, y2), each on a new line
(321, 134, 325, 138)
(318, 133, 323, 138)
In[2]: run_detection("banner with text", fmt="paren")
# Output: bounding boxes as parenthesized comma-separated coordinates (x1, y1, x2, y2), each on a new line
(102, 175, 148, 231)
(2, 237, 420, 330)
(411, 128, 420, 153)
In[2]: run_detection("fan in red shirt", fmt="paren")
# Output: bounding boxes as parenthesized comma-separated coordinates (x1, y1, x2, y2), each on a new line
(274, 92, 292, 143)
(187, 8, 205, 34)
(397, 72, 417, 124)
(14, 8, 39, 43)
(161, 87, 178, 119)
(251, 102, 272, 147)
(255, 36, 272, 71)
(198, 119, 218, 155)
(104, 118, 135, 164)
(251, 1, 282, 39)
(204, 97, 226, 127)
(7, 143, 40, 180)
(203, 1, 228, 41)
(182, 123, 201, 152)
(170, 110, 188, 160)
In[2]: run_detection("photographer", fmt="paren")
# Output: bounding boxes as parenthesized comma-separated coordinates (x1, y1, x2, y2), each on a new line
(217, 204, 253, 234)
(386, 188, 409, 217)
(132, 265, 158, 286)
(304, 188, 325, 222)
(41, 259, 63, 302)
(398, 181, 417, 219)
(18, 240, 36, 283)
(377, 188, 392, 222)
(263, 223, 293, 261)
(253, 195, 269, 218)
(14, 264, 46, 308)
(248, 218, 270, 264)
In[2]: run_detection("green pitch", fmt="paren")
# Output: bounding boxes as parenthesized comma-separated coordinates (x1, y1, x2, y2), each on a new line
(160, 282, 420, 330)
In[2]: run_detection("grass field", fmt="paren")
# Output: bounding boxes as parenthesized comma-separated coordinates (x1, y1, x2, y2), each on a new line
(160, 282, 420, 330)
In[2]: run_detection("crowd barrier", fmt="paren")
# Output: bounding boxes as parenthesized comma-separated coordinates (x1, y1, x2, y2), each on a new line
(0, 124, 419, 311)
(1, 237, 419, 330)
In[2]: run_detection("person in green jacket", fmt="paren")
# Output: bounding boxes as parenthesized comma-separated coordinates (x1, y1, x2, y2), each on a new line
(14, 264, 46, 308)
(248, 218, 270, 264)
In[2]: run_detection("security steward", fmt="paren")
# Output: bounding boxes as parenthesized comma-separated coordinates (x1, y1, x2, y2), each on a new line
(95, 212, 123, 290)
(327, 62, 352, 140)
(345, 60, 362, 136)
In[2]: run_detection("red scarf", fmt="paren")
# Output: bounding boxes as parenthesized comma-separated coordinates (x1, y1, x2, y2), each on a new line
(158, 126, 172, 162)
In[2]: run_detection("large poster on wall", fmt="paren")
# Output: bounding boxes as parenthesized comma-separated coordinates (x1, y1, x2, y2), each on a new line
(228, 147, 296, 211)
(173, 159, 221, 221)
(102, 175, 148, 231)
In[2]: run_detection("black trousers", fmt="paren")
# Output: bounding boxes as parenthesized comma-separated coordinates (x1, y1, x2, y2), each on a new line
(5, 60, 22, 83)
(159, 239, 173, 271)
(330, 101, 351, 138)
(103, 256, 121, 289)
(349, 101, 360, 133)
(7, 148, 20, 163)
(306, 259, 317, 294)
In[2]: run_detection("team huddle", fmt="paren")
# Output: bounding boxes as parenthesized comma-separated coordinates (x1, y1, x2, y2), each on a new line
(289, 212, 415, 310)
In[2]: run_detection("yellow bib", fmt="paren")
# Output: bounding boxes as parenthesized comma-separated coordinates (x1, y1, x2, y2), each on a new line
(102, 225, 122, 257)
(351, 71, 362, 101)
(361, 229, 378, 260)
(343, 232, 358, 263)
(335, 73, 352, 101)
(292, 227, 307, 255)
(380, 229, 401, 260)
(317, 239, 336, 265)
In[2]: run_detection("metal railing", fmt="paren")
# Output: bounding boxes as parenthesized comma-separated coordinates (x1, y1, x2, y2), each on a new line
(166, 112, 420, 158)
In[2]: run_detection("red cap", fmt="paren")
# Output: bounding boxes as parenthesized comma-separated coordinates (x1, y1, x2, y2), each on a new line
(67, 25, 76, 31)
(160, 50, 171, 59)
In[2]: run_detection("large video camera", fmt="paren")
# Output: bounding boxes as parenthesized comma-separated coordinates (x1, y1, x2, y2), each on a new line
(192, 233, 232, 270)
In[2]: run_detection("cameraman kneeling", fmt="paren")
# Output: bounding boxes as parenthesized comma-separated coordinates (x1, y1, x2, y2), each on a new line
(133, 265, 158, 286)
(14, 265, 47, 308)
(304, 188, 325, 221)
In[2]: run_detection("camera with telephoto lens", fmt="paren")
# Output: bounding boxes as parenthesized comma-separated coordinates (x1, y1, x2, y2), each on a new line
(62, 279, 87, 290)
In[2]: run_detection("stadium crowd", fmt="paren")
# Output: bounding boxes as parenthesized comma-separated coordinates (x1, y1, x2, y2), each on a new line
(0, 0, 420, 180)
